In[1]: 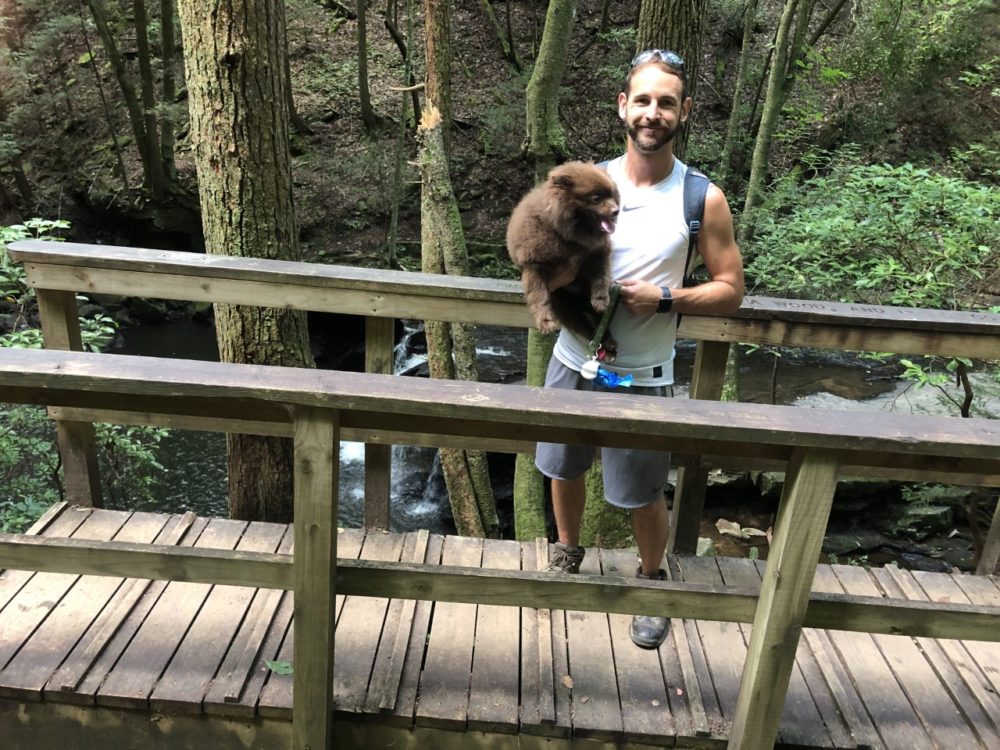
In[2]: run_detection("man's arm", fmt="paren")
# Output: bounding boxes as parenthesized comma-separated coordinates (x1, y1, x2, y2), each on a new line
(618, 185, 744, 316)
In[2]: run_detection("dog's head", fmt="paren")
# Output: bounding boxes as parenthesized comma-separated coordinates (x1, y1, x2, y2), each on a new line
(547, 162, 620, 238)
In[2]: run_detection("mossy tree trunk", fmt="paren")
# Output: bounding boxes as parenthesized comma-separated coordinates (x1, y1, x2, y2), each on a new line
(512, 0, 576, 541)
(418, 107, 499, 538)
(636, 0, 706, 160)
(739, 0, 799, 245)
(159, 0, 177, 181)
(523, 0, 575, 164)
(718, 0, 760, 190)
(177, 0, 314, 522)
(358, 0, 378, 131)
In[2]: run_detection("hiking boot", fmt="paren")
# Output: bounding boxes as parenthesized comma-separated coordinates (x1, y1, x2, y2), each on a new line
(629, 567, 669, 649)
(547, 542, 585, 574)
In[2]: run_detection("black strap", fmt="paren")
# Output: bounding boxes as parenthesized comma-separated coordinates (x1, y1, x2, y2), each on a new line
(682, 167, 710, 287)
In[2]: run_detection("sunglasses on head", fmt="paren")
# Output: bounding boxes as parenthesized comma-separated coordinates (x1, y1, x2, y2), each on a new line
(629, 49, 685, 70)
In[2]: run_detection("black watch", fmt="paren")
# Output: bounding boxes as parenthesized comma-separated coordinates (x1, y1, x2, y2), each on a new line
(657, 286, 673, 313)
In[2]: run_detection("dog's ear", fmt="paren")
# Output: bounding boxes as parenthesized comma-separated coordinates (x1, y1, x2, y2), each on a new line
(551, 173, 574, 190)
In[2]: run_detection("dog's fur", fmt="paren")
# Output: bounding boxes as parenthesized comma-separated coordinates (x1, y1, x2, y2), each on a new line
(506, 161, 620, 346)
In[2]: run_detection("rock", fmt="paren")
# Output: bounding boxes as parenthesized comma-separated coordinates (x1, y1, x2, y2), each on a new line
(873, 503, 954, 539)
(822, 528, 892, 556)
(696, 537, 715, 557)
(899, 552, 953, 573)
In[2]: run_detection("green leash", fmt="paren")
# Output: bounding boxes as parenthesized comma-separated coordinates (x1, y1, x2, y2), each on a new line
(581, 283, 621, 380)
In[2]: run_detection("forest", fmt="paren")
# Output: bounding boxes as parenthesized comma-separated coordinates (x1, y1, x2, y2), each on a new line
(1, 0, 998, 554)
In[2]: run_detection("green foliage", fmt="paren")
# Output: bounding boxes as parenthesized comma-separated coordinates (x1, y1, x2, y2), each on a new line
(745, 154, 998, 310)
(1, 219, 168, 524)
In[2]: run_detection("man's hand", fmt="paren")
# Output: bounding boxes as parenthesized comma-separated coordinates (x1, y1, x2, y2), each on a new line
(617, 278, 662, 316)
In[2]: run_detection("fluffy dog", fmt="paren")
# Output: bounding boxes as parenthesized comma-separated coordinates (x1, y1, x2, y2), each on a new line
(506, 161, 620, 347)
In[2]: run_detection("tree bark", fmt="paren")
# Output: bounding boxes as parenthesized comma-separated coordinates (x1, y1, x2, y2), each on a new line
(739, 0, 799, 245)
(357, 0, 378, 130)
(523, 0, 575, 165)
(636, 0, 706, 160)
(423, 0, 451, 128)
(159, 0, 178, 181)
(513, 329, 555, 541)
(133, 0, 168, 198)
(417, 107, 499, 537)
(177, 0, 314, 522)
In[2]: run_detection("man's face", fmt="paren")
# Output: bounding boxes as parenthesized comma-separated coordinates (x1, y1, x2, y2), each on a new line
(618, 64, 691, 154)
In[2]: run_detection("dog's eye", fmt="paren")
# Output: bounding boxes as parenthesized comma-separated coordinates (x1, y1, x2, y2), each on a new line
(589, 193, 606, 204)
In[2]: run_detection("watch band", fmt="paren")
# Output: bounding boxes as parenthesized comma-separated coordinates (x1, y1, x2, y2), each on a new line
(657, 286, 673, 313)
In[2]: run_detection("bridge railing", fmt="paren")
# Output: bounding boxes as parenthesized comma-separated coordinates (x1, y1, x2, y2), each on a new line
(0, 347, 998, 749)
(7, 239, 1000, 569)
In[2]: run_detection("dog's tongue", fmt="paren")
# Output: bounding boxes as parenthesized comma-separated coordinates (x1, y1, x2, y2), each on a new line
(601, 219, 615, 234)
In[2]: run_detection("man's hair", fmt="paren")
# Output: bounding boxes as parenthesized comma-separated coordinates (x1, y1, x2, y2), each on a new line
(623, 51, 688, 101)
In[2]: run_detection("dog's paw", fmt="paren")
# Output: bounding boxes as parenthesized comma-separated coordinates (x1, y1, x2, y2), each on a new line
(537, 316, 559, 334)
(590, 290, 610, 313)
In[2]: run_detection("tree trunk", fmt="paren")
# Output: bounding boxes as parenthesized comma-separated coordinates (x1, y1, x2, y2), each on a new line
(636, 0, 706, 160)
(423, 0, 451, 127)
(160, 0, 178, 181)
(85, 0, 154, 192)
(357, 0, 378, 130)
(133, 0, 168, 198)
(523, 0, 575, 164)
(417, 107, 499, 537)
(718, 0, 760, 190)
(512, 329, 555, 541)
(739, 0, 799, 245)
(177, 0, 314, 523)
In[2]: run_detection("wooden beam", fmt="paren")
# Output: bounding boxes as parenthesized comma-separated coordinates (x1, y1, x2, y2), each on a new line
(728, 449, 840, 750)
(364, 316, 395, 530)
(292, 407, 340, 750)
(670, 339, 730, 555)
(977, 497, 1000, 575)
(35, 289, 102, 508)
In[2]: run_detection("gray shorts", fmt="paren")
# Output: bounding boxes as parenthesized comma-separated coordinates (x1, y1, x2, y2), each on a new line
(534, 357, 673, 509)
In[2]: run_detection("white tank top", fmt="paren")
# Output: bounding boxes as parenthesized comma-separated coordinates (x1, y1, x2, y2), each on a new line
(553, 156, 689, 386)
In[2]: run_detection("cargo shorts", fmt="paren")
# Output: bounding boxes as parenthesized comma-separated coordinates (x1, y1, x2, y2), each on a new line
(534, 356, 673, 509)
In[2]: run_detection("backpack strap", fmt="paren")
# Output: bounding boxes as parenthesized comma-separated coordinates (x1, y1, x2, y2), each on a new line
(682, 167, 710, 287)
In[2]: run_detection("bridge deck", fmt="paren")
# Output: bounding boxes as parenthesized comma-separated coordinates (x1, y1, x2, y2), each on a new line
(2, 505, 1000, 749)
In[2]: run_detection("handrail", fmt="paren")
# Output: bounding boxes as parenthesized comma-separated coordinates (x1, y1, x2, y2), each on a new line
(0, 347, 998, 749)
(6, 238, 1000, 562)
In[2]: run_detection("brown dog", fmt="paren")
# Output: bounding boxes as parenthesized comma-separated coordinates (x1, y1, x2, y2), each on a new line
(506, 161, 620, 347)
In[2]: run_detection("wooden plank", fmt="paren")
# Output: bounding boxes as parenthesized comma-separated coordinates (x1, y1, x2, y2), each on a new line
(256, 529, 366, 720)
(812, 565, 934, 750)
(415, 534, 484, 730)
(516, 540, 542, 732)
(0, 512, 170, 700)
(728, 449, 840, 749)
(364, 315, 394, 530)
(388, 532, 443, 727)
(665, 557, 720, 740)
(678, 315, 999, 359)
(717, 556, 846, 749)
(2, 349, 998, 466)
(332, 529, 405, 714)
(0, 509, 129, 671)
(833, 564, 978, 748)
(46, 513, 199, 702)
(0, 505, 91, 614)
(913, 570, 1000, 698)
(149, 521, 288, 712)
(978, 499, 1000, 575)
(203, 525, 295, 717)
(364, 529, 429, 715)
(291, 406, 340, 750)
(95, 518, 248, 709)
(563, 544, 623, 740)
(874, 566, 1000, 748)
(601, 547, 674, 746)
(466, 539, 522, 733)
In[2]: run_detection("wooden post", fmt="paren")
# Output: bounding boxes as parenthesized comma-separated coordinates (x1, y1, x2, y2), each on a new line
(293, 406, 340, 750)
(36, 288, 103, 507)
(727, 448, 840, 749)
(977, 496, 1000, 575)
(364, 316, 394, 530)
(669, 339, 729, 553)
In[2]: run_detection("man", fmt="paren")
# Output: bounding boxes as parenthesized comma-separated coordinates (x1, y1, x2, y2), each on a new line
(535, 50, 744, 649)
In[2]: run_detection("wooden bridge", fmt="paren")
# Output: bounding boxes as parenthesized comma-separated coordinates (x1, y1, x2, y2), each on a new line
(1, 241, 999, 748)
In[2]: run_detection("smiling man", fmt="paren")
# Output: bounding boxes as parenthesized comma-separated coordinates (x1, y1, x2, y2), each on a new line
(535, 50, 745, 650)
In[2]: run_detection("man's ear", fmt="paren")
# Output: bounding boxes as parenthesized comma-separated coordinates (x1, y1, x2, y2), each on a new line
(617, 91, 627, 120)
(680, 96, 693, 124)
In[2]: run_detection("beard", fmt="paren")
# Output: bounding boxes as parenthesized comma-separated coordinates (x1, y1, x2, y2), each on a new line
(626, 121, 678, 153)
